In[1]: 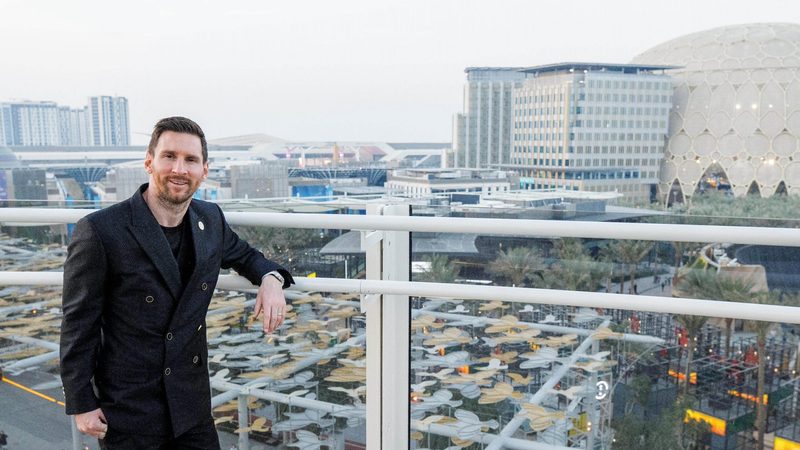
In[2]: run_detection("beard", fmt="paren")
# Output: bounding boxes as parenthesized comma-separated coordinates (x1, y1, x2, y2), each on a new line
(154, 175, 199, 206)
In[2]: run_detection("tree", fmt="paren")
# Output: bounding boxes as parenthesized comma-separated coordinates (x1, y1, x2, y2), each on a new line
(234, 225, 323, 271)
(540, 239, 603, 292)
(488, 246, 544, 287)
(614, 240, 654, 294)
(674, 269, 719, 396)
(736, 291, 799, 450)
(416, 254, 459, 283)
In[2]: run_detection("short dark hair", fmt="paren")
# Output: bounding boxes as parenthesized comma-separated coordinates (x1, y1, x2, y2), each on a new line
(147, 116, 208, 162)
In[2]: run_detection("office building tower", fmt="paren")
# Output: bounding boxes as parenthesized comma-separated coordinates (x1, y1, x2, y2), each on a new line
(506, 63, 673, 202)
(0, 101, 62, 146)
(58, 106, 89, 146)
(88, 96, 130, 146)
(453, 68, 527, 169)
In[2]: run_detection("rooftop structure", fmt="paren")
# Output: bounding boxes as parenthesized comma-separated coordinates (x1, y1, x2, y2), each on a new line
(631, 22, 800, 200)
(506, 63, 673, 202)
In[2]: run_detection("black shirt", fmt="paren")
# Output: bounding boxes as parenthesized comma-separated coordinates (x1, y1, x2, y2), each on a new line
(161, 220, 195, 290)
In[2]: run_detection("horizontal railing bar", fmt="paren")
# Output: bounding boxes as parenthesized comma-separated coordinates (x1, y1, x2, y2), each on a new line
(1, 208, 799, 246)
(3, 272, 799, 325)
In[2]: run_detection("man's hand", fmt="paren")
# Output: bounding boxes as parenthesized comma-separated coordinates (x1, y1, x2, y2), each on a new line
(74, 408, 107, 439)
(254, 275, 286, 334)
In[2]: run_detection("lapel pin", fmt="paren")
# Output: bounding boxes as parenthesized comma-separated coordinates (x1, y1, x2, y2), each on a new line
(198, 220, 205, 231)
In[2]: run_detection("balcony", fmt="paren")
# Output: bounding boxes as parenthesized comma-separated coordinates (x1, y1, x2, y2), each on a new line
(1, 202, 799, 450)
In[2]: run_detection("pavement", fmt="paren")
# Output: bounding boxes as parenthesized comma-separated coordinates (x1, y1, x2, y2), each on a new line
(607, 265, 676, 298)
(0, 370, 267, 450)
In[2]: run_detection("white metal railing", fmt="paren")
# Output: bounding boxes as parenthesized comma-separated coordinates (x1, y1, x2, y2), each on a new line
(3, 207, 800, 246)
(3, 206, 800, 450)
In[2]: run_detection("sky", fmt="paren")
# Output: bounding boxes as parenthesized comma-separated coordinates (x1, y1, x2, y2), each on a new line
(0, 0, 798, 144)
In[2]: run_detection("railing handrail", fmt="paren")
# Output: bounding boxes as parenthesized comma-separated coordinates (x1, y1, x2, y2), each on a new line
(2, 207, 800, 246)
(3, 272, 799, 325)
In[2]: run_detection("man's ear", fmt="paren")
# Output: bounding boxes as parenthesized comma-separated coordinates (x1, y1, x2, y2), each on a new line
(144, 151, 153, 173)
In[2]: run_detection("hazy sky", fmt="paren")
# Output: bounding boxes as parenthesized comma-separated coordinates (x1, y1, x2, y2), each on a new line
(1, 0, 798, 144)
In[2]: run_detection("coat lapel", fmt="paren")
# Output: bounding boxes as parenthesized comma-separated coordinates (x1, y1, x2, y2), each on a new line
(127, 187, 183, 301)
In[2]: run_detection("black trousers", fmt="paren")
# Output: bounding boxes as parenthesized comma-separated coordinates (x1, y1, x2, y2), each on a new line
(99, 417, 220, 450)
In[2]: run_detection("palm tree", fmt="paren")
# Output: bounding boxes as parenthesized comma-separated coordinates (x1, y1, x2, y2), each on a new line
(540, 239, 603, 292)
(417, 254, 459, 283)
(488, 246, 544, 287)
(615, 240, 654, 294)
(673, 269, 726, 396)
(736, 291, 799, 450)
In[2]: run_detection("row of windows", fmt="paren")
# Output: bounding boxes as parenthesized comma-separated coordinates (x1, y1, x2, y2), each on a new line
(578, 92, 670, 103)
(574, 145, 663, 154)
(514, 107, 565, 117)
(573, 132, 662, 142)
(575, 106, 669, 116)
(571, 158, 658, 167)
(574, 119, 667, 129)
(515, 92, 566, 104)
(586, 79, 670, 91)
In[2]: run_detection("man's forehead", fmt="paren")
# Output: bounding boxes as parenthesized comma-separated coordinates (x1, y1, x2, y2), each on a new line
(155, 131, 203, 153)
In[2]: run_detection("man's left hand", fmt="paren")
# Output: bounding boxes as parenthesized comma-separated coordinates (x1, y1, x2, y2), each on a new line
(254, 276, 286, 334)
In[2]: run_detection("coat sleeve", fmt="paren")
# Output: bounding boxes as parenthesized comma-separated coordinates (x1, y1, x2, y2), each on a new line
(59, 218, 106, 415)
(216, 205, 294, 288)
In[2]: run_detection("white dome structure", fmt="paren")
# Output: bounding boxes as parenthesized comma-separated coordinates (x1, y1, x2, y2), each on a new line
(631, 23, 800, 200)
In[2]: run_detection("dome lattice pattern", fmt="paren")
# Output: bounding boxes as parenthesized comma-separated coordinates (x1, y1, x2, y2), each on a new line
(632, 23, 800, 198)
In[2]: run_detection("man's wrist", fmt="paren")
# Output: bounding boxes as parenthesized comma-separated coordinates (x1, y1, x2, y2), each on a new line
(263, 271, 284, 287)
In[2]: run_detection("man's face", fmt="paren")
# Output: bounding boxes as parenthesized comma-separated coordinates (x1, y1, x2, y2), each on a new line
(144, 131, 208, 206)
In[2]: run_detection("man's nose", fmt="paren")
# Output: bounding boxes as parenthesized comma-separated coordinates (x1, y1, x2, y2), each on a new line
(172, 159, 188, 174)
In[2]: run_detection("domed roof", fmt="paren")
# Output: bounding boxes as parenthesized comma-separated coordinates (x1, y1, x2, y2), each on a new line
(631, 23, 800, 72)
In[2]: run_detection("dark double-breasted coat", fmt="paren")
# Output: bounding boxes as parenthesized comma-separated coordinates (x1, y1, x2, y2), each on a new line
(59, 184, 292, 437)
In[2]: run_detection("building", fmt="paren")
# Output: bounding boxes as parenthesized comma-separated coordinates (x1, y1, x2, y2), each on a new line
(0, 101, 62, 146)
(453, 67, 527, 169)
(384, 168, 515, 198)
(631, 23, 800, 200)
(88, 96, 130, 146)
(58, 106, 90, 146)
(0, 96, 124, 147)
(230, 160, 292, 199)
(506, 63, 674, 202)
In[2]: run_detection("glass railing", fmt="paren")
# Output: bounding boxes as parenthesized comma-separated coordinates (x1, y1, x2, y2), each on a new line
(1, 203, 799, 449)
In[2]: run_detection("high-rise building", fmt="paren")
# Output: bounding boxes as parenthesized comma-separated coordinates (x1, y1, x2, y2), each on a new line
(453, 68, 527, 169)
(0, 101, 62, 146)
(88, 96, 129, 146)
(505, 63, 674, 202)
(58, 106, 89, 146)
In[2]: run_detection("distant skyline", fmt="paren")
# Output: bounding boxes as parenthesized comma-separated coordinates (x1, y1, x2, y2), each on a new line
(1, 0, 797, 144)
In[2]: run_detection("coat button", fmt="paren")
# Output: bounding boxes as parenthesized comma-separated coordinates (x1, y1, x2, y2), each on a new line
(201, 282, 208, 291)
(145, 295, 154, 303)
(192, 355, 199, 364)
(166, 332, 173, 341)
(197, 324, 203, 331)
(164, 368, 171, 376)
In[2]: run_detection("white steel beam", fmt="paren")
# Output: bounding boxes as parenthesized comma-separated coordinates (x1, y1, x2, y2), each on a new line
(381, 204, 410, 447)
(2, 272, 800, 324)
(3, 207, 800, 246)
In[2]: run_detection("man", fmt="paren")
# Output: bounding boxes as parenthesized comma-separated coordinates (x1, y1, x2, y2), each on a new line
(60, 117, 293, 449)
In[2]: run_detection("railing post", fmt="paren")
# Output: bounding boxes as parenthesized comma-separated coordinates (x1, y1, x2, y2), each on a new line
(382, 204, 410, 447)
(364, 204, 410, 449)
(237, 392, 249, 450)
(70, 416, 81, 450)
(365, 204, 384, 449)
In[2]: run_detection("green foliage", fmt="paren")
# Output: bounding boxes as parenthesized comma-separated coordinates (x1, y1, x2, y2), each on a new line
(669, 191, 800, 227)
(488, 246, 544, 287)
(233, 225, 324, 270)
(539, 241, 604, 292)
(416, 254, 459, 283)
